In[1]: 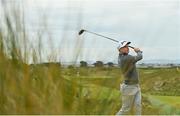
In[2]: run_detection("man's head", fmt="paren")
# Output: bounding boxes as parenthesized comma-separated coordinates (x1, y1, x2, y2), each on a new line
(117, 41, 131, 54)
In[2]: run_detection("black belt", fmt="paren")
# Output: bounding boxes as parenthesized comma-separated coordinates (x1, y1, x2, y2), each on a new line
(124, 80, 138, 85)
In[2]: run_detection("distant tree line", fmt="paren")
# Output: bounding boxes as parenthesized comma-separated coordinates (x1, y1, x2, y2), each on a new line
(80, 60, 114, 68)
(30, 61, 115, 68)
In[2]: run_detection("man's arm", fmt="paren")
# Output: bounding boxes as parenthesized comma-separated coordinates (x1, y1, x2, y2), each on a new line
(132, 48, 143, 63)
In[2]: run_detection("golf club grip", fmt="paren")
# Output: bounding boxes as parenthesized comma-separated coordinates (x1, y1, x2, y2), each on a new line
(128, 46, 134, 49)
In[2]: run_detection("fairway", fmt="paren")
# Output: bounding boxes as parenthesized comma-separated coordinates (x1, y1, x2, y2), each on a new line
(147, 95, 180, 114)
(60, 67, 180, 115)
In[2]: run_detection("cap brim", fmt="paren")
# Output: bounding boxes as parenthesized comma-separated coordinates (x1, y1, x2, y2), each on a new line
(123, 41, 131, 47)
(127, 42, 131, 45)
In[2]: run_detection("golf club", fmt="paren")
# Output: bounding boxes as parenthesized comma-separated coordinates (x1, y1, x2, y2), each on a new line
(78, 29, 134, 49)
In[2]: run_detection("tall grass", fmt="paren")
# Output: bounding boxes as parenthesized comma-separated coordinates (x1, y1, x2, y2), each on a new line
(0, 1, 112, 114)
(0, 1, 66, 114)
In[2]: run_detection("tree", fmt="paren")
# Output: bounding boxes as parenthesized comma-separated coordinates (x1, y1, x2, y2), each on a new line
(80, 61, 88, 67)
(107, 62, 114, 67)
(94, 61, 104, 67)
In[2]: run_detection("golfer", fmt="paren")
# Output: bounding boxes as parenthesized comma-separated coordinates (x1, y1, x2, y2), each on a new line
(116, 41, 143, 115)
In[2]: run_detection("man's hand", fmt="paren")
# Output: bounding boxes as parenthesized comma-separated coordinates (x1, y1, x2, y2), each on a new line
(134, 48, 141, 52)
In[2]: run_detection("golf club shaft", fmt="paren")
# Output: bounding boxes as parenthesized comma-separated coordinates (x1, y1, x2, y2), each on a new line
(84, 30, 119, 43)
(80, 29, 135, 49)
(86, 30, 134, 49)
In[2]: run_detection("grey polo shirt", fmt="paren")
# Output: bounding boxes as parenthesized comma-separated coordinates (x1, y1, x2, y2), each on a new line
(118, 51, 143, 85)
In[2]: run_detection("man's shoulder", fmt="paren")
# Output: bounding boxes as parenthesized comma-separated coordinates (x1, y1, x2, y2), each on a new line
(126, 54, 134, 58)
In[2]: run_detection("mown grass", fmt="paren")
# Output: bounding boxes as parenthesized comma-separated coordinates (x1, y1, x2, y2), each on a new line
(60, 67, 180, 115)
(150, 95, 180, 108)
(146, 95, 180, 115)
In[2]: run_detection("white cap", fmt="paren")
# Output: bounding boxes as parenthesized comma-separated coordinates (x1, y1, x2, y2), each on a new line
(117, 40, 131, 50)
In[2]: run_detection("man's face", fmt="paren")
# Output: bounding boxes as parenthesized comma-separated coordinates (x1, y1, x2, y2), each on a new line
(119, 45, 129, 54)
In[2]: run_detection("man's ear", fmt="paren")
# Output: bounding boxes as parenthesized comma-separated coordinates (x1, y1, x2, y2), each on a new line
(119, 48, 123, 52)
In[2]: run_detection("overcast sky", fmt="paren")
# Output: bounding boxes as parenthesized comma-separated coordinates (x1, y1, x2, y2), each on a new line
(1, 0, 180, 63)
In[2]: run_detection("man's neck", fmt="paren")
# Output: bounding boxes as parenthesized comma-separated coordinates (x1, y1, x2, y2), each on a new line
(119, 52, 128, 55)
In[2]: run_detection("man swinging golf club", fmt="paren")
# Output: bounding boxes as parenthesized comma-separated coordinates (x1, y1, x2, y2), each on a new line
(116, 40, 143, 115)
(78, 29, 142, 114)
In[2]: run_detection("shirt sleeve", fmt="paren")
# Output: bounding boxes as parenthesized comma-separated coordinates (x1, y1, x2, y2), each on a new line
(133, 51, 143, 63)
(128, 51, 143, 63)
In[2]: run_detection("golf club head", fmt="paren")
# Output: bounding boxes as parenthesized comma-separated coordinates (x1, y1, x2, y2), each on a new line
(79, 29, 85, 35)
